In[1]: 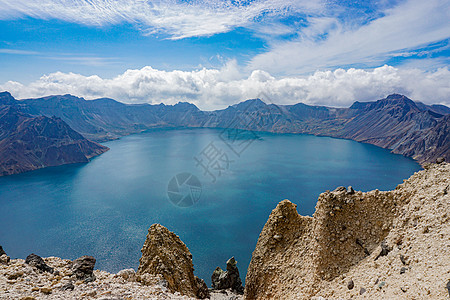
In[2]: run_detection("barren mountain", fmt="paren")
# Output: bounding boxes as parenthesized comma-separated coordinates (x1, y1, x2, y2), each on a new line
(1, 91, 448, 176)
(0, 92, 108, 176)
(18, 92, 448, 164)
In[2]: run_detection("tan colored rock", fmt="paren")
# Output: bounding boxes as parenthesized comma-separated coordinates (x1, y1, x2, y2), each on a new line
(245, 163, 450, 299)
(137, 223, 209, 299)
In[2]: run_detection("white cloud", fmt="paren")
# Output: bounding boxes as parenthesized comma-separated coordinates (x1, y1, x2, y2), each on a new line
(2, 63, 449, 110)
(0, 49, 40, 55)
(249, 0, 450, 74)
(0, 0, 322, 39)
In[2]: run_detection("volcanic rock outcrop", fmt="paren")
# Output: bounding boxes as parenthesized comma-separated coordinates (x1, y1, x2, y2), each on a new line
(245, 162, 450, 299)
(211, 257, 244, 294)
(137, 223, 209, 299)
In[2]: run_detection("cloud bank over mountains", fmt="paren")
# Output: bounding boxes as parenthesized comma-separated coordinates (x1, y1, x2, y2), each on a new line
(2, 63, 449, 110)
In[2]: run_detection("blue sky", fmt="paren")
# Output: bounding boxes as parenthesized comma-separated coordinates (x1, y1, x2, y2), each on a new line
(0, 0, 449, 109)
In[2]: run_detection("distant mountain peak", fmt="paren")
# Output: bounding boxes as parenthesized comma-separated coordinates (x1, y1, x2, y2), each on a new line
(350, 94, 418, 111)
(232, 98, 267, 111)
(173, 102, 199, 111)
(386, 93, 409, 100)
(0, 91, 16, 105)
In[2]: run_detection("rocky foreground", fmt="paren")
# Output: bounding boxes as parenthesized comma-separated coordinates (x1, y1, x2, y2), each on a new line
(1, 162, 449, 299)
(245, 161, 449, 299)
(0, 225, 243, 300)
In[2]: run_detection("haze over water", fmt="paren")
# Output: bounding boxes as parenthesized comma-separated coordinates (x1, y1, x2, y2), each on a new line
(0, 128, 421, 284)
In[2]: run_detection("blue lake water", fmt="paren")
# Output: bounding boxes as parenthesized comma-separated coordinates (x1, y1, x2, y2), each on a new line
(0, 128, 421, 285)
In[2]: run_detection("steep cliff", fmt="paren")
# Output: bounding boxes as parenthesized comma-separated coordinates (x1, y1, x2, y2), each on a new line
(245, 162, 450, 299)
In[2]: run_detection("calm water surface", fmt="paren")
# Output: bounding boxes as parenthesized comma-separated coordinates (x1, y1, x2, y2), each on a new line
(0, 128, 421, 284)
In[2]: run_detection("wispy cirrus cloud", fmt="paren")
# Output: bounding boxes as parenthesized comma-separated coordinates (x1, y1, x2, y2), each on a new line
(0, 0, 323, 39)
(2, 63, 449, 110)
(0, 48, 40, 55)
(249, 0, 450, 74)
(0, 47, 119, 66)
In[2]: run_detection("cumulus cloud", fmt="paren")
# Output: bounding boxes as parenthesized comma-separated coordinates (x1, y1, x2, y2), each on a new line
(249, 0, 450, 74)
(2, 63, 449, 110)
(0, 0, 322, 39)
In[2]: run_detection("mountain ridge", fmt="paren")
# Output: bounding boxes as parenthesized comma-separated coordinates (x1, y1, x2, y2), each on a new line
(1, 91, 449, 176)
(0, 92, 109, 176)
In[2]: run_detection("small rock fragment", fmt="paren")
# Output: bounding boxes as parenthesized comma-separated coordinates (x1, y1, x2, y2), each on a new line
(72, 256, 96, 282)
(0, 254, 10, 265)
(400, 267, 407, 274)
(334, 186, 347, 192)
(356, 239, 370, 256)
(360, 287, 366, 295)
(273, 234, 282, 241)
(375, 240, 391, 260)
(400, 254, 406, 265)
(378, 281, 386, 288)
(347, 186, 355, 194)
(347, 279, 354, 290)
(116, 268, 136, 282)
(25, 254, 54, 273)
(40, 287, 52, 294)
(0, 245, 6, 256)
(61, 282, 75, 291)
(436, 157, 445, 164)
(195, 276, 210, 299)
(447, 280, 450, 297)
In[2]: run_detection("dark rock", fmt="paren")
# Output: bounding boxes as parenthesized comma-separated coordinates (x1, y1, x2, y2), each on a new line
(0, 254, 10, 265)
(60, 282, 75, 291)
(72, 256, 96, 281)
(375, 240, 392, 260)
(211, 267, 227, 290)
(25, 254, 54, 273)
(436, 157, 445, 164)
(0, 246, 5, 256)
(226, 257, 244, 294)
(195, 276, 210, 299)
(400, 254, 406, 265)
(210, 257, 244, 294)
(447, 280, 450, 297)
(356, 239, 370, 256)
(360, 287, 366, 295)
(347, 279, 354, 290)
(334, 186, 347, 192)
(347, 186, 355, 194)
(400, 267, 407, 274)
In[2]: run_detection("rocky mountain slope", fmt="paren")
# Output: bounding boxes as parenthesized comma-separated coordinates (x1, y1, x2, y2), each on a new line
(245, 162, 450, 299)
(0, 92, 108, 176)
(15, 92, 450, 164)
(20, 94, 204, 142)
